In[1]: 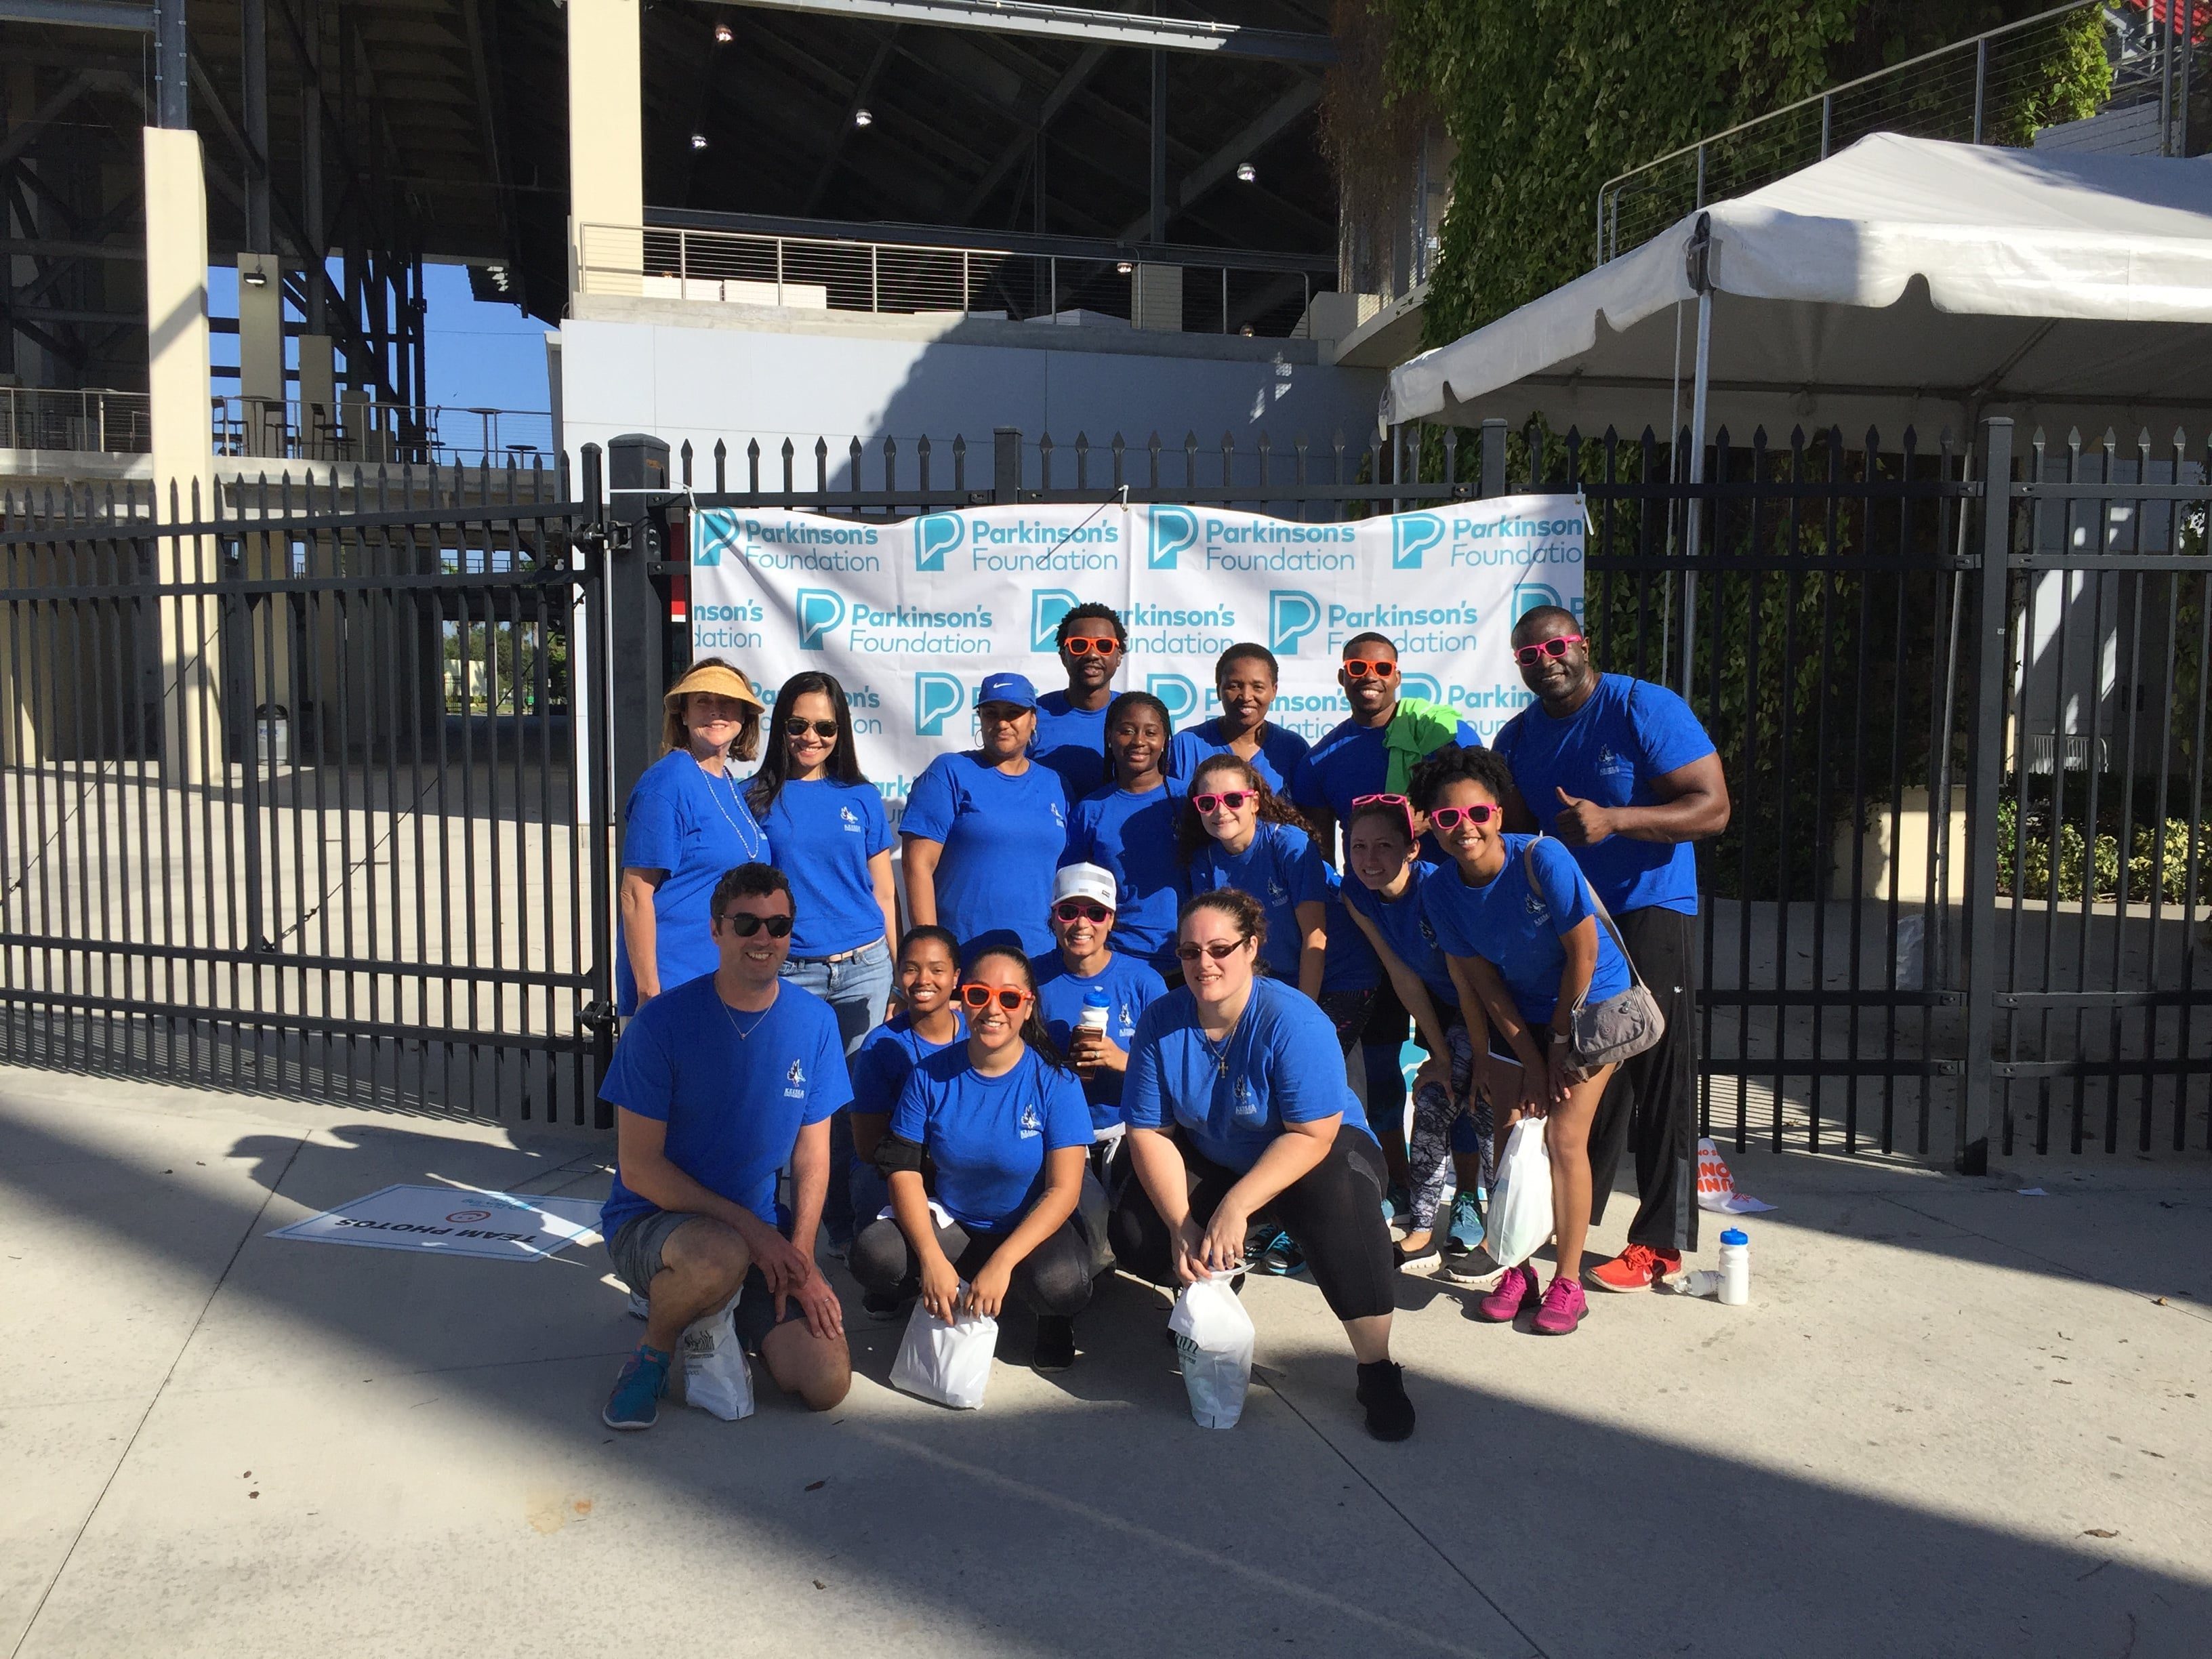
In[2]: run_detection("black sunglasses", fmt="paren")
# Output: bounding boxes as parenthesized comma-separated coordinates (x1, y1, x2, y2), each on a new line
(1175, 939, 1248, 962)
(718, 912, 793, 937)
(783, 717, 839, 739)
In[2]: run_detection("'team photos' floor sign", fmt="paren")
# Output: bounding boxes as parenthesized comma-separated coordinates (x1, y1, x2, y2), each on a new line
(269, 1185, 605, 1262)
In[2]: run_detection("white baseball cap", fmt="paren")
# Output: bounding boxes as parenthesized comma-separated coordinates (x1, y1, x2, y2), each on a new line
(1052, 863, 1118, 912)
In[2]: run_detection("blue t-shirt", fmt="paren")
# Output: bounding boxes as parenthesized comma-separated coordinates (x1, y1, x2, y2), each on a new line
(1422, 834, 1633, 1027)
(1290, 713, 1485, 840)
(761, 777, 893, 956)
(598, 975, 852, 1238)
(1490, 674, 1716, 916)
(1345, 859, 1459, 1008)
(1124, 977, 1375, 1172)
(1061, 782, 1185, 972)
(615, 750, 773, 1015)
(847, 1010, 966, 1116)
(1164, 720, 1313, 796)
(1319, 884, 1381, 996)
(1032, 950, 1169, 1130)
(889, 1045, 1092, 1231)
(901, 752, 1069, 958)
(1187, 819, 1329, 983)
(1030, 691, 1111, 802)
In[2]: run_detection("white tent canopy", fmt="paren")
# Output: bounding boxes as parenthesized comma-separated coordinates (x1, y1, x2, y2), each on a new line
(1383, 134, 2212, 444)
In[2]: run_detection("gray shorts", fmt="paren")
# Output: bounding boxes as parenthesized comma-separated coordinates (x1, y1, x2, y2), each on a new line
(607, 1210, 806, 1354)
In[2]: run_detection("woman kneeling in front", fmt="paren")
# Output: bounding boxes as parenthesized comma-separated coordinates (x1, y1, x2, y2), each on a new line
(851, 948, 1097, 1373)
(1112, 890, 1414, 1441)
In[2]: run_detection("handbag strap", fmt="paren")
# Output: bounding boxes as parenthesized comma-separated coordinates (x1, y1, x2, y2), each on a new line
(1521, 837, 1646, 1025)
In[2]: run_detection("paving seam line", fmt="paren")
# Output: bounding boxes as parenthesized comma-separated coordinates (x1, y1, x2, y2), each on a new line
(1252, 1364, 1551, 1659)
(5, 1130, 311, 1659)
(1872, 1192, 2212, 1328)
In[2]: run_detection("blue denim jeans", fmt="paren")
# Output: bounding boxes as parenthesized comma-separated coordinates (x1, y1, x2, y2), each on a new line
(781, 939, 893, 1245)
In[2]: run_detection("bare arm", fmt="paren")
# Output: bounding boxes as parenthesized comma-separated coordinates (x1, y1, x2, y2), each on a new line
(1127, 1126, 1205, 1285)
(618, 869, 667, 1002)
(782, 1118, 843, 1338)
(869, 848, 900, 968)
(1202, 1115, 1338, 1273)
(1553, 754, 1730, 846)
(901, 834, 944, 928)
(1294, 899, 1328, 1000)
(1348, 899, 1453, 1059)
(966, 1145, 1085, 1319)
(615, 1107, 806, 1289)
(888, 1166, 961, 1324)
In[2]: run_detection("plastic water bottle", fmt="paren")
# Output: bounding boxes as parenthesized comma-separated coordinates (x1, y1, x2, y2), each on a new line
(1719, 1227, 1751, 1305)
(1075, 989, 1111, 1078)
(1673, 1269, 1723, 1298)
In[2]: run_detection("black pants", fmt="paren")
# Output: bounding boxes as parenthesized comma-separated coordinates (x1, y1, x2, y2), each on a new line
(1586, 904, 1700, 1253)
(849, 1210, 1095, 1318)
(1109, 1124, 1395, 1322)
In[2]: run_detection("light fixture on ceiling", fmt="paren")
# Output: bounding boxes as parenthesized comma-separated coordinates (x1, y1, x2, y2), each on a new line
(853, 108, 874, 127)
(690, 133, 709, 150)
(713, 22, 733, 42)
(1115, 260, 1133, 274)
(1235, 161, 1256, 183)
(242, 268, 269, 287)
(1238, 324, 1254, 337)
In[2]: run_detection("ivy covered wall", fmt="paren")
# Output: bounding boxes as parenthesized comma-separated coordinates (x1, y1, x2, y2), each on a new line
(1323, 1, 2114, 350)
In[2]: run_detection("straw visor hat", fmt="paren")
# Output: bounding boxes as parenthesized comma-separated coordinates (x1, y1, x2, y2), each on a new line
(663, 660, 765, 712)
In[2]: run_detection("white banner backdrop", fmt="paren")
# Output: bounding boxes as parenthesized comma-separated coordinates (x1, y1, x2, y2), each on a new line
(689, 498, 1584, 815)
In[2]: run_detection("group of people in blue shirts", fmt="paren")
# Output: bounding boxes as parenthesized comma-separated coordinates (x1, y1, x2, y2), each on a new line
(597, 600, 1730, 1445)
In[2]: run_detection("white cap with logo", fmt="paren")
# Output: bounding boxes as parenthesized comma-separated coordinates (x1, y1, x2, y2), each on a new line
(1051, 863, 1118, 912)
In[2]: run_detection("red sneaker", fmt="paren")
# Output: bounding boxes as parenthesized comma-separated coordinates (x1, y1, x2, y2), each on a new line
(1584, 1244, 1682, 1293)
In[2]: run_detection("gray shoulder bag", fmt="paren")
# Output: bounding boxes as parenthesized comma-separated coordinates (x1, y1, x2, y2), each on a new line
(1523, 840, 1666, 1073)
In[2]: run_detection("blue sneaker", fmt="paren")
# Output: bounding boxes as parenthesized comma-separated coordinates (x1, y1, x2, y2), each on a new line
(1381, 1183, 1413, 1223)
(1446, 1190, 1486, 1257)
(602, 1343, 672, 1430)
(1254, 1228, 1306, 1277)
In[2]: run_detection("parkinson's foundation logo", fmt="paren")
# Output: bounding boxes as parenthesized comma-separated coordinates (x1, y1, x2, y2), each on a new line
(1146, 674, 1200, 724)
(914, 514, 965, 572)
(796, 588, 847, 650)
(695, 514, 742, 567)
(1397, 671, 1443, 703)
(1267, 590, 1321, 655)
(913, 672, 968, 737)
(1031, 589, 1079, 653)
(1392, 514, 1445, 569)
(1148, 506, 1199, 569)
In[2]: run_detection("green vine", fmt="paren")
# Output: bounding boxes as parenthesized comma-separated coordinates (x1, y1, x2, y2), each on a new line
(1334, 1, 2115, 350)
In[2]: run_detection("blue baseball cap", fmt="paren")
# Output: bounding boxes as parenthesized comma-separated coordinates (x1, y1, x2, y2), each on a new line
(975, 672, 1039, 711)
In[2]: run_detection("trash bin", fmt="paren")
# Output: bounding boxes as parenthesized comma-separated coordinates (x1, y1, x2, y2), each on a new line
(255, 703, 289, 767)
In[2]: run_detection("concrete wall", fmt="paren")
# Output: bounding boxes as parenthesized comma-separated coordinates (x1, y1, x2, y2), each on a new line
(558, 298, 1387, 489)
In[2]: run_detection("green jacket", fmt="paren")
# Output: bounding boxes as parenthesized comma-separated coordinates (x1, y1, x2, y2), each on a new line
(1383, 697, 1464, 796)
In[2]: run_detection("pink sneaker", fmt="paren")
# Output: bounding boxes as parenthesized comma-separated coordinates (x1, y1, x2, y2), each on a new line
(1532, 1275, 1587, 1335)
(1475, 1263, 1539, 1324)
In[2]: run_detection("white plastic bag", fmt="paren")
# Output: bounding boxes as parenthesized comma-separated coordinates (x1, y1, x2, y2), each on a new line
(677, 1294, 755, 1421)
(889, 1290, 998, 1410)
(1168, 1273, 1255, 1429)
(1486, 1117, 1555, 1269)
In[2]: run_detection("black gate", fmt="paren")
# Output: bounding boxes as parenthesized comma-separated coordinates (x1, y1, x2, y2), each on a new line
(0, 468, 612, 1123)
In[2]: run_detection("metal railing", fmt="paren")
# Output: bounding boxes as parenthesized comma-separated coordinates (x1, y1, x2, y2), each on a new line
(211, 398, 556, 469)
(577, 222, 1326, 339)
(1593, 1, 2147, 265)
(0, 388, 151, 455)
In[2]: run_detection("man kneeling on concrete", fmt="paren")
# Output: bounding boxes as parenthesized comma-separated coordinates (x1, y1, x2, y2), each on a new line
(598, 862, 853, 1428)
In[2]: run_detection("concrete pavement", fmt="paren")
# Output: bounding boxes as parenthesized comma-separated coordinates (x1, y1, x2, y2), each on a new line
(2, 1066, 2206, 1658)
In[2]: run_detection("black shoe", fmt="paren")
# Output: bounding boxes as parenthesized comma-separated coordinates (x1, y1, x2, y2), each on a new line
(864, 1276, 918, 1321)
(1033, 1314, 1076, 1373)
(1356, 1359, 1416, 1441)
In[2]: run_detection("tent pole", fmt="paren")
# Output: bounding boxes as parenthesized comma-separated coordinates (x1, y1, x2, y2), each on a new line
(1681, 289, 1711, 699)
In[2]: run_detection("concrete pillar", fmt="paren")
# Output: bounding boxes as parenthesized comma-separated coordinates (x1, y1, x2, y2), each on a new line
(298, 333, 335, 457)
(238, 250, 285, 455)
(567, 0, 644, 299)
(145, 125, 221, 786)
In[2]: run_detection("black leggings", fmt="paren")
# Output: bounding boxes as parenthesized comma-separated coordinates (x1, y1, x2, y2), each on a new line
(849, 1210, 1095, 1318)
(1109, 1124, 1395, 1322)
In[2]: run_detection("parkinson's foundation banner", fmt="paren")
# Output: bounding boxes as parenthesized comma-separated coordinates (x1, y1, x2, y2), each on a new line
(689, 497, 1585, 815)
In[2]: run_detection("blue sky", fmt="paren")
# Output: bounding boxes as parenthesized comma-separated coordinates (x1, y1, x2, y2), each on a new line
(206, 261, 552, 415)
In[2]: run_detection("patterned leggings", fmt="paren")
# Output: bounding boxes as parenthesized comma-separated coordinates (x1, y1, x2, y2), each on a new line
(1407, 1022, 1494, 1231)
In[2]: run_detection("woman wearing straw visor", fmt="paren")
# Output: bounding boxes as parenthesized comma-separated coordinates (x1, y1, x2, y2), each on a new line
(1114, 890, 1415, 1440)
(616, 659, 772, 1015)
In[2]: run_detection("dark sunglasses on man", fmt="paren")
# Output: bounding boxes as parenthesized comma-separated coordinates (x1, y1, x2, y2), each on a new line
(718, 911, 793, 937)
(783, 716, 839, 738)
(1061, 636, 1120, 657)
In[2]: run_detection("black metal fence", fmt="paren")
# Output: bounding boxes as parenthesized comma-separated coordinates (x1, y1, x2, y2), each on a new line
(5, 419, 2206, 1162)
(0, 463, 611, 1123)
